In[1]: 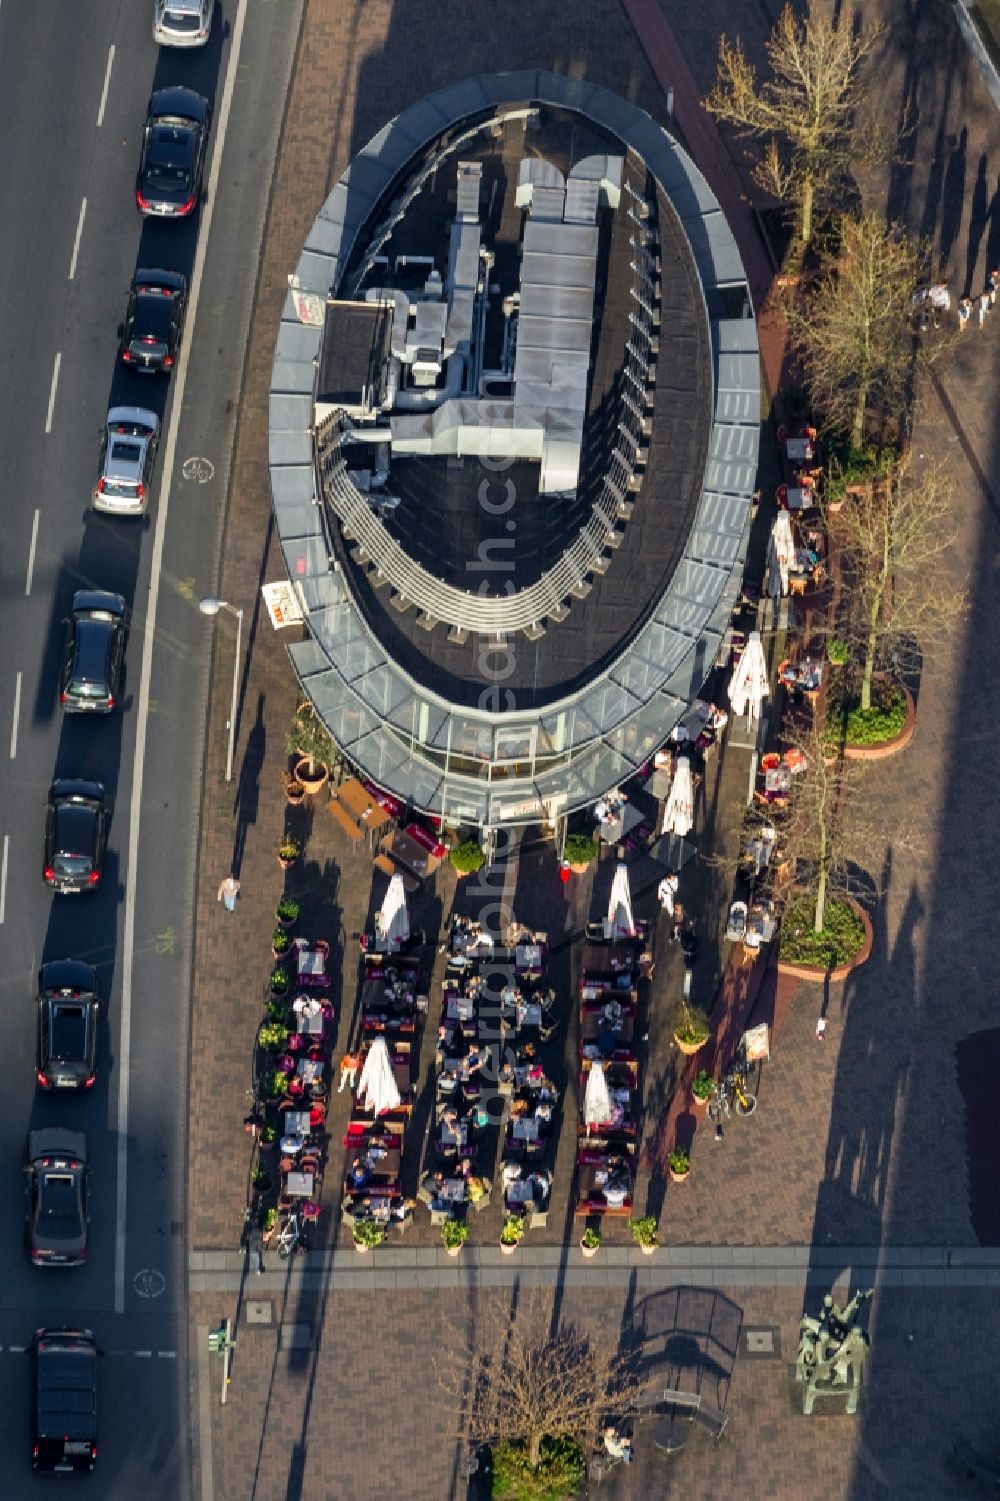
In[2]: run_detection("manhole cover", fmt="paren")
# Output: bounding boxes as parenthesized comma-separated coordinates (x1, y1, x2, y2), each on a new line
(245, 1301, 272, 1326)
(743, 1326, 781, 1359)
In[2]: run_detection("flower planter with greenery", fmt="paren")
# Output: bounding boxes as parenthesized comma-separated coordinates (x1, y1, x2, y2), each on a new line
(286, 704, 333, 792)
(263, 1068, 290, 1100)
(691, 1070, 716, 1110)
(668, 1148, 690, 1183)
(500, 1213, 526, 1255)
(258, 1206, 277, 1239)
(580, 1226, 602, 1258)
(671, 1000, 711, 1056)
(275, 897, 300, 930)
(281, 770, 306, 806)
(442, 1218, 470, 1256)
(450, 840, 486, 878)
(491, 1436, 586, 1501)
(270, 965, 291, 998)
(563, 833, 598, 873)
(276, 835, 302, 869)
(823, 443, 896, 506)
(251, 1168, 271, 1192)
(826, 638, 849, 667)
(271, 928, 291, 960)
(353, 1217, 385, 1253)
(629, 1216, 659, 1255)
(257, 1021, 288, 1053)
(777, 891, 872, 980)
(823, 672, 910, 757)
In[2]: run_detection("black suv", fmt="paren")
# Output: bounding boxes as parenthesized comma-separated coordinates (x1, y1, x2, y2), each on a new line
(135, 86, 211, 217)
(25, 1130, 90, 1267)
(120, 269, 187, 373)
(43, 781, 107, 893)
(61, 591, 126, 713)
(31, 1329, 98, 1471)
(37, 961, 99, 1090)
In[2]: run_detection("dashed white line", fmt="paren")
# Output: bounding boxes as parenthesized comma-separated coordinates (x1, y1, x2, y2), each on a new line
(45, 352, 61, 434)
(0, 836, 8, 925)
(157, 1350, 177, 1359)
(97, 45, 115, 128)
(25, 509, 39, 595)
(134, 1350, 152, 1358)
(8, 1344, 25, 1354)
(10, 672, 21, 760)
(69, 197, 87, 280)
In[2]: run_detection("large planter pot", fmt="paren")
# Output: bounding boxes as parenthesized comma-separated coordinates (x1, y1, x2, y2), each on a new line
(285, 781, 306, 807)
(570, 862, 593, 875)
(294, 757, 329, 794)
(354, 1241, 369, 1254)
(841, 685, 916, 761)
(500, 1240, 519, 1256)
(639, 1242, 657, 1256)
(446, 1245, 463, 1258)
(669, 1167, 690, 1185)
(580, 1240, 600, 1259)
(776, 896, 874, 984)
(673, 1035, 706, 1057)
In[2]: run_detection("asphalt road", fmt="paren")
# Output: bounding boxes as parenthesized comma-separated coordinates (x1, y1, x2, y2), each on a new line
(0, 0, 302, 1491)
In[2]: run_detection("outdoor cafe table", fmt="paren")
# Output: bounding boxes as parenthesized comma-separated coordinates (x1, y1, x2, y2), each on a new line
(511, 1117, 541, 1143)
(515, 943, 546, 975)
(446, 994, 477, 1022)
(294, 1003, 325, 1037)
(439, 1118, 468, 1150)
(784, 436, 814, 463)
(381, 828, 442, 881)
(506, 1177, 535, 1207)
(285, 1171, 315, 1198)
(784, 486, 814, 511)
(439, 1178, 468, 1204)
(297, 1058, 324, 1083)
(295, 942, 328, 985)
(283, 1110, 311, 1136)
(336, 778, 394, 844)
(513, 1000, 542, 1029)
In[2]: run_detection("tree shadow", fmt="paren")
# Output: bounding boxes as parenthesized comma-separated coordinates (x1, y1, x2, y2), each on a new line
(964, 152, 990, 299)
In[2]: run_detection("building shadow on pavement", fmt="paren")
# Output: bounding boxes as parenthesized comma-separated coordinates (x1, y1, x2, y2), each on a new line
(232, 693, 266, 878)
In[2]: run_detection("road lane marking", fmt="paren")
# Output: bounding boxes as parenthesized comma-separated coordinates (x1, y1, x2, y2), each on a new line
(9, 672, 21, 759)
(0, 836, 8, 924)
(25, 509, 39, 595)
(134, 1350, 152, 1358)
(157, 1350, 177, 1359)
(115, 0, 251, 1317)
(45, 352, 61, 433)
(69, 197, 87, 280)
(97, 45, 115, 128)
(9, 1344, 25, 1353)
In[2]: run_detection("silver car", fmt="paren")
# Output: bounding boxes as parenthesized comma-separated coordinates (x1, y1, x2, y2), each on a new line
(153, 0, 212, 46)
(93, 408, 160, 516)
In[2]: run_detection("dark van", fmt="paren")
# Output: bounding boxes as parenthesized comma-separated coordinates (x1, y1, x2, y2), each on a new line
(31, 1328, 98, 1472)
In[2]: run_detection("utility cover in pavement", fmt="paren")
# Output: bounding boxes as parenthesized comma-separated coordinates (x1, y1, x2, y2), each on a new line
(245, 1301, 273, 1326)
(743, 1326, 781, 1359)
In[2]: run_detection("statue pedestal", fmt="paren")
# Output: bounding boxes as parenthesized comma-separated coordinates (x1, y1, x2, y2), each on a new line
(801, 1368, 861, 1416)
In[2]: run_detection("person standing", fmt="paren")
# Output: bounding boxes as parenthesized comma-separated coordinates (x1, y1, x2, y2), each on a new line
(657, 870, 679, 919)
(337, 1049, 361, 1093)
(958, 296, 973, 331)
(988, 267, 999, 308)
(978, 291, 990, 327)
(217, 875, 240, 912)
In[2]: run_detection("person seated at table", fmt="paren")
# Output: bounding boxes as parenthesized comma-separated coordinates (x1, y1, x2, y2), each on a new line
(466, 1174, 488, 1205)
(440, 1104, 460, 1130)
(437, 1068, 458, 1095)
(527, 1168, 552, 1205)
(603, 1426, 633, 1464)
(534, 1099, 554, 1125)
(293, 994, 323, 1018)
(280, 1133, 306, 1157)
(347, 1156, 372, 1191)
(389, 1196, 416, 1223)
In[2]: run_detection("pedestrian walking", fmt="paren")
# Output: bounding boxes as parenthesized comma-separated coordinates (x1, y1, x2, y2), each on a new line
(657, 870, 679, 919)
(978, 291, 990, 327)
(958, 296, 973, 331)
(337, 1049, 361, 1093)
(217, 875, 240, 912)
(816, 1016, 827, 1042)
(988, 267, 999, 307)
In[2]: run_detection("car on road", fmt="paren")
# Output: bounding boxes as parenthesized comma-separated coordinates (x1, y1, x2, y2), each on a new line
(153, 0, 213, 46)
(25, 1130, 90, 1267)
(93, 407, 160, 514)
(60, 591, 127, 714)
(31, 1327, 98, 1471)
(36, 961, 100, 1091)
(120, 270, 188, 373)
(43, 781, 107, 894)
(135, 86, 211, 217)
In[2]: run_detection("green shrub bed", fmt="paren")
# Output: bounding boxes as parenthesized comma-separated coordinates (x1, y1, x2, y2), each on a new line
(823, 676, 906, 749)
(491, 1437, 586, 1500)
(778, 894, 866, 968)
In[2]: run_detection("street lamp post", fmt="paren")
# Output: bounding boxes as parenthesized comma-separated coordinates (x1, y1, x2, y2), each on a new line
(199, 597, 244, 783)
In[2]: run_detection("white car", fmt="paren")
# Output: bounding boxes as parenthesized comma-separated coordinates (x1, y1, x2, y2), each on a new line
(153, 0, 212, 47)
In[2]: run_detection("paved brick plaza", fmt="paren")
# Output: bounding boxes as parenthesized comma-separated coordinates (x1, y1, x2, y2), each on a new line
(188, 0, 1000, 1496)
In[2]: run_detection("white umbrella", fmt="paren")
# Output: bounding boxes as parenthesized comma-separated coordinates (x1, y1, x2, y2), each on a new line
(661, 755, 694, 837)
(583, 1062, 612, 1133)
(728, 630, 770, 722)
(767, 511, 794, 598)
(357, 1036, 401, 1115)
(375, 873, 409, 952)
(607, 862, 635, 940)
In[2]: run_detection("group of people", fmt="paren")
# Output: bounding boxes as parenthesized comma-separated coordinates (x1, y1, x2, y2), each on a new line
(935, 269, 999, 332)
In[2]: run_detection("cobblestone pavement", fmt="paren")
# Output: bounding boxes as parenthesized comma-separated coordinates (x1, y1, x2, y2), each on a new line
(187, 0, 1000, 1496)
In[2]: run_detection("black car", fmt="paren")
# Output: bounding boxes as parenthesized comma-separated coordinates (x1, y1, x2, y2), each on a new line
(43, 781, 107, 894)
(61, 591, 127, 713)
(37, 960, 99, 1091)
(25, 1130, 90, 1267)
(135, 85, 210, 217)
(31, 1327, 98, 1472)
(120, 269, 188, 373)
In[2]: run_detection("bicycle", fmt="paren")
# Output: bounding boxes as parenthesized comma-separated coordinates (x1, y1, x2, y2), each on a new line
(276, 1212, 309, 1259)
(707, 1045, 757, 1138)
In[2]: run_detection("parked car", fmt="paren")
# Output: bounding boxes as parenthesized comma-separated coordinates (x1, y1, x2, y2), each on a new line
(31, 1327, 98, 1471)
(36, 961, 100, 1091)
(135, 87, 211, 216)
(43, 781, 107, 893)
(60, 591, 127, 714)
(93, 407, 159, 515)
(25, 1131, 90, 1267)
(120, 270, 188, 373)
(153, 0, 212, 46)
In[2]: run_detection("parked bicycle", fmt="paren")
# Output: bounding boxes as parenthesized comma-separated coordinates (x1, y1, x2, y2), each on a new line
(276, 1212, 309, 1259)
(708, 1042, 757, 1138)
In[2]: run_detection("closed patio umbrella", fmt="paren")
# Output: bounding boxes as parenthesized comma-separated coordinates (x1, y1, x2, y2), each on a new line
(728, 631, 770, 723)
(357, 1036, 401, 1116)
(583, 1061, 612, 1133)
(607, 862, 635, 940)
(661, 755, 694, 837)
(375, 874, 409, 953)
(767, 511, 794, 598)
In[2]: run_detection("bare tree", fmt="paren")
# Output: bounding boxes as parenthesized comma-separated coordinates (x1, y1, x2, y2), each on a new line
(786, 213, 927, 447)
(436, 1290, 641, 1473)
(831, 455, 967, 711)
(704, 4, 885, 260)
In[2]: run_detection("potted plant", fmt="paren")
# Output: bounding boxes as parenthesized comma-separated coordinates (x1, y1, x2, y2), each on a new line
(263, 1068, 289, 1100)
(826, 638, 849, 667)
(691, 1070, 715, 1110)
(275, 897, 300, 931)
(276, 835, 302, 870)
(258, 1124, 278, 1152)
(286, 705, 333, 793)
(580, 1226, 602, 1258)
(264, 996, 288, 1023)
(257, 1020, 288, 1052)
(353, 1217, 385, 1254)
(281, 769, 306, 806)
(668, 1148, 691, 1183)
(441, 1219, 470, 1256)
(629, 1216, 659, 1255)
(252, 1168, 271, 1192)
(259, 1206, 277, 1243)
(564, 832, 598, 873)
(500, 1213, 526, 1255)
(450, 840, 485, 878)
(272, 928, 291, 960)
(270, 965, 291, 998)
(671, 1000, 711, 1056)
